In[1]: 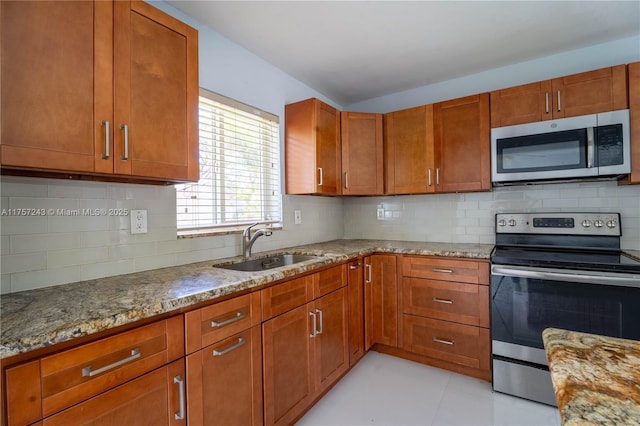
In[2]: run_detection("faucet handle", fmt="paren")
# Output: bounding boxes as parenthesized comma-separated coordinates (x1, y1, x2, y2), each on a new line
(243, 222, 259, 236)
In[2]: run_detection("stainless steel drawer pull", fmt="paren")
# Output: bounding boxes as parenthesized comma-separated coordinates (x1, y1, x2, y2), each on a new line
(344, 171, 349, 189)
(174, 375, 186, 420)
(432, 268, 454, 274)
(432, 297, 454, 305)
(101, 120, 110, 159)
(120, 124, 129, 160)
(545, 92, 549, 114)
(557, 90, 561, 112)
(82, 348, 141, 377)
(318, 168, 323, 186)
(433, 337, 455, 346)
(211, 311, 245, 328)
(428, 168, 432, 187)
(213, 337, 246, 356)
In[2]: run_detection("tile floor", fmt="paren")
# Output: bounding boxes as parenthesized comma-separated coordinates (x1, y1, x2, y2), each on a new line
(297, 351, 561, 426)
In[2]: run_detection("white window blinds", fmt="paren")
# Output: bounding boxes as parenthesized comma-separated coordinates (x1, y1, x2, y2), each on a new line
(176, 89, 282, 232)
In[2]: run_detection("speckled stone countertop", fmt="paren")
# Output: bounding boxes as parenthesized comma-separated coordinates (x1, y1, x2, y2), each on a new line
(0, 239, 492, 361)
(543, 328, 640, 425)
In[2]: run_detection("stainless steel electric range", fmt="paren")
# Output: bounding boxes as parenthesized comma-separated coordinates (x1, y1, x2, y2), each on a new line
(490, 212, 640, 406)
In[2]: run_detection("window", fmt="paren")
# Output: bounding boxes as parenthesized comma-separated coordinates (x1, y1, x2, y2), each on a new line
(176, 89, 282, 234)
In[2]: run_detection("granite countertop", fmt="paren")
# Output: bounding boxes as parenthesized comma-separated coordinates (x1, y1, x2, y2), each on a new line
(0, 239, 493, 361)
(542, 328, 640, 425)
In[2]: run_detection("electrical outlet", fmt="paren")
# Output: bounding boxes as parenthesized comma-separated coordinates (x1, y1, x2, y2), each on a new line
(377, 208, 385, 221)
(294, 210, 302, 225)
(130, 209, 148, 234)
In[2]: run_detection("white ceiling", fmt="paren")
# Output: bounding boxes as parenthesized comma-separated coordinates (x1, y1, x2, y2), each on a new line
(168, 1, 640, 106)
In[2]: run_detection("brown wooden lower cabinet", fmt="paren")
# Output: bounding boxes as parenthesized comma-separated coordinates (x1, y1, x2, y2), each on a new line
(347, 259, 365, 365)
(402, 315, 490, 372)
(42, 359, 186, 426)
(365, 254, 399, 348)
(186, 326, 263, 426)
(262, 287, 349, 426)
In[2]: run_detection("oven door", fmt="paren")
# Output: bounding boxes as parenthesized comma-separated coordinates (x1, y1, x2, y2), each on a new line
(491, 264, 640, 357)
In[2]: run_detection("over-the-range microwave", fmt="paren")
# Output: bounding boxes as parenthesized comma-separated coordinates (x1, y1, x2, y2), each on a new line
(491, 109, 630, 185)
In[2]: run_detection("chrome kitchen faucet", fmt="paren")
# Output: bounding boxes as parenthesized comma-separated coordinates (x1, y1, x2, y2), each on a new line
(242, 222, 272, 257)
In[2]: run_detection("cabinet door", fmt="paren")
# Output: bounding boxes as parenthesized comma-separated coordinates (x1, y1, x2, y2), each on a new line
(284, 98, 341, 195)
(347, 260, 365, 365)
(384, 105, 435, 194)
(551, 65, 628, 119)
(490, 81, 552, 127)
(341, 112, 384, 195)
(0, 1, 113, 174)
(43, 359, 186, 426)
(313, 288, 349, 394)
(113, 1, 199, 182)
(627, 62, 640, 184)
(263, 304, 315, 426)
(434, 94, 490, 193)
(186, 327, 263, 426)
(365, 255, 398, 347)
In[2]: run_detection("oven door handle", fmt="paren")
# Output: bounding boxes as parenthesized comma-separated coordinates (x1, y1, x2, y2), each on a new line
(491, 265, 640, 288)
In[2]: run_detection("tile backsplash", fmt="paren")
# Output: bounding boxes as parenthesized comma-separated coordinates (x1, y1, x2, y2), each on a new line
(344, 180, 640, 248)
(0, 176, 343, 294)
(1, 176, 639, 294)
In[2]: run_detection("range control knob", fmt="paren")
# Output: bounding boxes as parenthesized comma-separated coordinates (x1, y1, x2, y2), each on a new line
(606, 220, 618, 229)
(508, 219, 517, 227)
(594, 220, 604, 228)
(498, 219, 507, 227)
(581, 219, 592, 228)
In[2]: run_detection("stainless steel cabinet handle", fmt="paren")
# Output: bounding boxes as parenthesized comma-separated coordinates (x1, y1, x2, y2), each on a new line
(101, 120, 110, 159)
(316, 308, 323, 335)
(310, 311, 317, 338)
(432, 268, 453, 274)
(432, 297, 454, 305)
(436, 168, 440, 186)
(317, 168, 323, 186)
(433, 337, 455, 346)
(211, 311, 245, 328)
(120, 124, 129, 160)
(344, 172, 349, 189)
(428, 168, 432, 187)
(545, 92, 549, 114)
(213, 337, 246, 356)
(174, 375, 185, 420)
(82, 348, 141, 377)
(557, 90, 561, 112)
(365, 264, 372, 283)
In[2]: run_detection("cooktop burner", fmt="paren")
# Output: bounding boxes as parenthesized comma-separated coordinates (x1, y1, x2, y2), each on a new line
(491, 247, 640, 274)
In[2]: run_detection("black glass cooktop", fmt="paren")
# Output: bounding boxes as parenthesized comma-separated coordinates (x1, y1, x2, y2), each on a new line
(491, 247, 640, 274)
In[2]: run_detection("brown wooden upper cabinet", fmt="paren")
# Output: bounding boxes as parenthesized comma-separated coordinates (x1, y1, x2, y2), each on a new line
(285, 98, 341, 195)
(341, 112, 384, 195)
(625, 61, 640, 185)
(385, 94, 490, 195)
(434, 94, 491, 193)
(384, 105, 435, 194)
(0, 0, 199, 183)
(490, 65, 628, 128)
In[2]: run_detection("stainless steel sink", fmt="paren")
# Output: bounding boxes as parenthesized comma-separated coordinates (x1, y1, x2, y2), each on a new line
(215, 254, 323, 272)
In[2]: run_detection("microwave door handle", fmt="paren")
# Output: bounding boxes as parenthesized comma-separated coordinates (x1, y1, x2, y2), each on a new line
(586, 127, 595, 168)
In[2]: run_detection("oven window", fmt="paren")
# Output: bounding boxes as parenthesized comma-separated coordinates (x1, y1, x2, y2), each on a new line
(497, 129, 587, 173)
(491, 275, 639, 350)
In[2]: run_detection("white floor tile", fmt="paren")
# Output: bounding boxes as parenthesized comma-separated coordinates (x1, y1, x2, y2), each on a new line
(297, 351, 561, 426)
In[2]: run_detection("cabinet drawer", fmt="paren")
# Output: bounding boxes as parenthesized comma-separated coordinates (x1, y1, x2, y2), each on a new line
(402, 256, 489, 284)
(402, 315, 490, 371)
(40, 315, 184, 417)
(402, 278, 489, 327)
(314, 264, 346, 298)
(43, 359, 185, 426)
(262, 275, 314, 321)
(185, 292, 261, 353)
